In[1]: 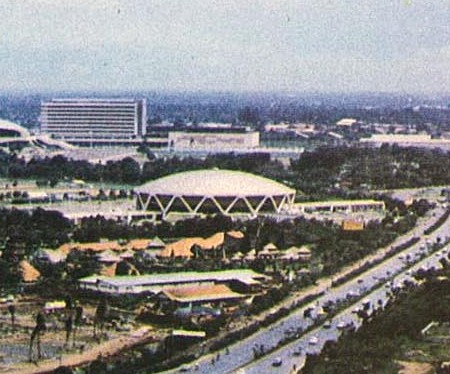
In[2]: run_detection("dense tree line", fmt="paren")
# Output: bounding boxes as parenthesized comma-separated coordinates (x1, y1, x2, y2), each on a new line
(291, 144, 450, 195)
(0, 208, 72, 288)
(2, 151, 284, 186)
(2, 145, 450, 195)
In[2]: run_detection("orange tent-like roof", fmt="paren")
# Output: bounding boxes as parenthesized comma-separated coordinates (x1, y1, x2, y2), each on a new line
(58, 241, 122, 254)
(162, 284, 245, 303)
(227, 231, 244, 239)
(58, 238, 158, 254)
(19, 260, 41, 282)
(77, 241, 122, 252)
(160, 231, 243, 258)
(125, 239, 153, 251)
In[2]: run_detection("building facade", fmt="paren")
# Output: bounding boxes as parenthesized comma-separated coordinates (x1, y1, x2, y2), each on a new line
(168, 129, 259, 151)
(40, 98, 147, 144)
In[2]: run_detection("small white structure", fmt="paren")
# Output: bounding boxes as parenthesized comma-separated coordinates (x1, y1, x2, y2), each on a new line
(168, 130, 259, 151)
(295, 199, 385, 214)
(336, 118, 357, 127)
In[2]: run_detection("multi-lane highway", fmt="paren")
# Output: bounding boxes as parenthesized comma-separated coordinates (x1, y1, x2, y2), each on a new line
(164, 204, 449, 374)
(243, 231, 450, 373)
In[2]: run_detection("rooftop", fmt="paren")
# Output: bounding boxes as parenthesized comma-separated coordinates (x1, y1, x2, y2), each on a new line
(160, 231, 243, 258)
(162, 284, 245, 303)
(79, 269, 266, 288)
(135, 169, 295, 197)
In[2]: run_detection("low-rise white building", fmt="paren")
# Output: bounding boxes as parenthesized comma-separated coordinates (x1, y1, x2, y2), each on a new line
(78, 269, 269, 295)
(168, 130, 259, 151)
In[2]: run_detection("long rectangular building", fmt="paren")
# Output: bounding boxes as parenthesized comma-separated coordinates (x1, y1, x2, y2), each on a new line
(168, 129, 259, 151)
(40, 98, 147, 143)
(78, 269, 268, 295)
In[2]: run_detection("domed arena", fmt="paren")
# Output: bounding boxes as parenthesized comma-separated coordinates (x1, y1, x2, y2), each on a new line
(135, 169, 296, 220)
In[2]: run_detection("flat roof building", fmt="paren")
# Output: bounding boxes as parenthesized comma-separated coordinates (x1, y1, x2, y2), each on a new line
(360, 134, 450, 150)
(168, 129, 259, 151)
(40, 98, 147, 145)
(294, 199, 385, 213)
(78, 269, 268, 295)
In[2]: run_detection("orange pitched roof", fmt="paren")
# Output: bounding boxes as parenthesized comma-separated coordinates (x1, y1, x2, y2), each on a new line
(77, 241, 122, 252)
(342, 220, 365, 231)
(200, 232, 225, 249)
(125, 239, 152, 251)
(162, 284, 245, 303)
(57, 232, 242, 259)
(19, 260, 41, 282)
(160, 232, 226, 258)
(57, 241, 122, 253)
(227, 230, 244, 239)
(58, 239, 156, 254)
(58, 243, 75, 255)
(160, 237, 203, 258)
(99, 263, 117, 277)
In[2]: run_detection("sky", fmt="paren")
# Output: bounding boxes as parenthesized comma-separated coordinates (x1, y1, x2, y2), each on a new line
(1, 0, 450, 94)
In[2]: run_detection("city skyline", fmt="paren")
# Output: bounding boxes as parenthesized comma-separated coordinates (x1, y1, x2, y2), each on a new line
(1, 0, 450, 94)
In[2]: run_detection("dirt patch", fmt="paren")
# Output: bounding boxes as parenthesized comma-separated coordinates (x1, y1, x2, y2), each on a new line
(397, 360, 434, 374)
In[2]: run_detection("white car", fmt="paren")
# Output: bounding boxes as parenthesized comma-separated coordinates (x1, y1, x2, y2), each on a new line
(179, 364, 191, 372)
(309, 336, 319, 345)
(272, 357, 282, 367)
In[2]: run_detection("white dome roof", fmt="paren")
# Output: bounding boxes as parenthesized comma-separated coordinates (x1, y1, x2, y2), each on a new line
(136, 169, 295, 197)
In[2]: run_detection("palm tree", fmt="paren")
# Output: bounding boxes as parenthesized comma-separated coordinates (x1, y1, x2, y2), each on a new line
(64, 313, 73, 348)
(93, 299, 108, 339)
(73, 304, 83, 347)
(7, 304, 15, 331)
(29, 311, 46, 362)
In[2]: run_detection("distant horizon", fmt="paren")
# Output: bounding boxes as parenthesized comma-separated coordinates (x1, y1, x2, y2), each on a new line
(2, 89, 450, 99)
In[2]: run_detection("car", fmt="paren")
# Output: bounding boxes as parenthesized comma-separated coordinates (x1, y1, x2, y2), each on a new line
(323, 320, 332, 329)
(308, 336, 319, 345)
(179, 364, 191, 372)
(272, 357, 282, 367)
(337, 321, 347, 330)
(292, 347, 302, 356)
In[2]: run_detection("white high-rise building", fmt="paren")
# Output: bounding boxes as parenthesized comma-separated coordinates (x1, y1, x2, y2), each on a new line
(40, 98, 147, 144)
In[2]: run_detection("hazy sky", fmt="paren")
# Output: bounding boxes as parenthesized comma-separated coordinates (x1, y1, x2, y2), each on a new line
(1, 0, 450, 93)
